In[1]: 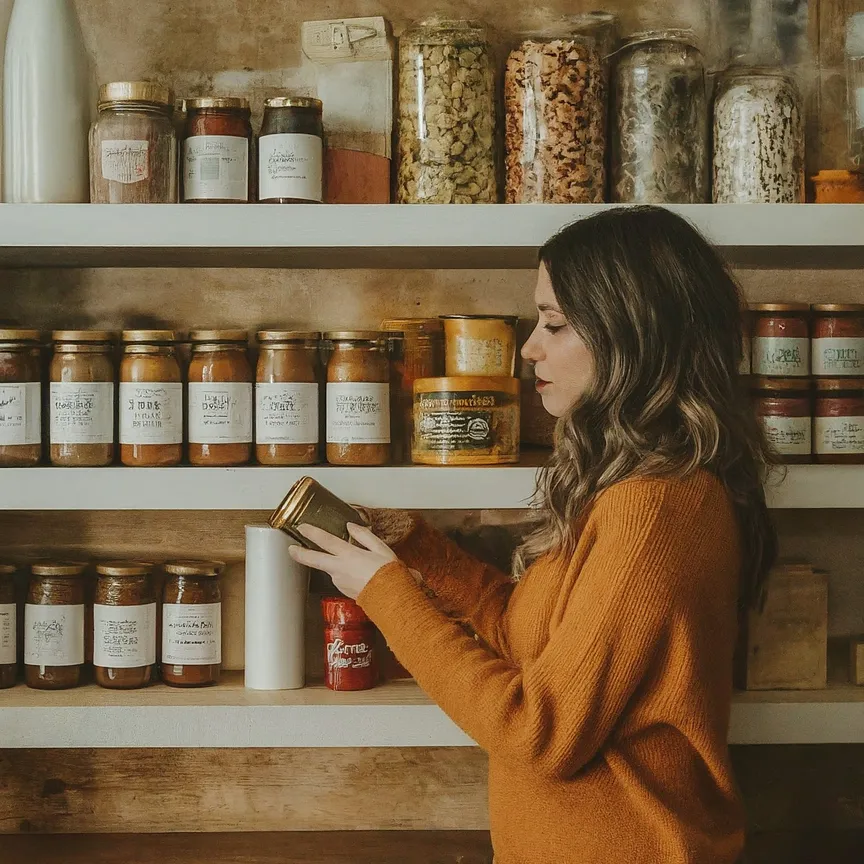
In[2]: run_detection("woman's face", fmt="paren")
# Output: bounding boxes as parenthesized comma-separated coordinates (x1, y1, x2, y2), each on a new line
(521, 264, 595, 418)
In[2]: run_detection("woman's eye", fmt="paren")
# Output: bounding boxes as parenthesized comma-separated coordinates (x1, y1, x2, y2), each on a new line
(544, 324, 565, 334)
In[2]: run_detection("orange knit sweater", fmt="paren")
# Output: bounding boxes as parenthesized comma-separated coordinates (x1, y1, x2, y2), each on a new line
(357, 470, 745, 864)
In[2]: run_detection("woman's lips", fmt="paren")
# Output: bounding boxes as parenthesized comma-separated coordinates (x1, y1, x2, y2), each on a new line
(535, 378, 550, 391)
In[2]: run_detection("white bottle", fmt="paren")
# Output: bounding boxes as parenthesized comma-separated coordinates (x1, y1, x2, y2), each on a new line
(2, 0, 91, 202)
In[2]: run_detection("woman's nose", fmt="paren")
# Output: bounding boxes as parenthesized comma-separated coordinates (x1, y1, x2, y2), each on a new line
(521, 325, 543, 363)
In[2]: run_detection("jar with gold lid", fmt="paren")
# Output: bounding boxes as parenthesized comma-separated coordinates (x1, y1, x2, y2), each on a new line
(0, 562, 18, 689)
(50, 330, 116, 467)
(0, 329, 42, 467)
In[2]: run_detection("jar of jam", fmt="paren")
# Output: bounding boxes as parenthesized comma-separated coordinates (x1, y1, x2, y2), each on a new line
(321, 596, 378, 691)
(259, 97, 324, 204)
(814, 378, 864, 464)
(50, 331, 116, 467)
(120, 330, 183, 467)
(325, 331, 391, 466)
(25, 561, 87, 690)
(750, 303, 810, 377)
(255, 331, 321, 466)
(183, 97, 254, 203)
(751, 377, 812, 464)
(441, 315, 519, 377)
(161, 560, 223, 687)
(0, 563, 18, 689)
(811, 304, 864, 377)
(187, 330, 253, 466)
(0, 329, 42, 466)
(93, 561, 157, 689)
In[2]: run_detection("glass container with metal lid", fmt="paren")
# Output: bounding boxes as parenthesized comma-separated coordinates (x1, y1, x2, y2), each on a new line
(811, 304, 864, 377)
(441, 315, 519, 377)
(0, 329, 42, 466)
(750, 303, 810, 377)
(0, 562, 19, 689)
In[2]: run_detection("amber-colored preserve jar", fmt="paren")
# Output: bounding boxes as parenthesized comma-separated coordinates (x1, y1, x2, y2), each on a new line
(50, 331, 116, 467)
(811, 304, 864, 377)
(0, 563, 18, 688)
(0, 330, 42, 466)
(814, 378, 864, 464)
(93, 561, 157, 689)
(120, 330, 183, 467)
(188, 330, 253, 466)
(325, 332, 391, 465)
(750, 303, 810, 377)
(321, 596, 378, 691)
(161, 560, 223, 687)
(751, 377, 812, 464)
(25, 561, 87, 690)
(255, 331, 321, 466)
(441, 315, 519, 377)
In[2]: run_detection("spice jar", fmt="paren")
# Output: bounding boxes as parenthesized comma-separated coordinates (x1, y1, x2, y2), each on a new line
(752, 377, 812, 464)
(50, 330, 116, 467)
(120, 330, 183, 467)
(397, 18, 498, 204)
(811, 304, 864, 377)
(188, 330, 253, 467)
(751, 304, 810, 377)
(0, 329, 42, 467)
(93, 561, 156, 689)
(259, 97, 324, 204)
(612, 30, 709, 204)
(321, 596, 378, 691)
(25, 561, 87, 690)
(814, 378, 864, 464)
(441, 315, 519, 377)
(713, 68, 804, 203)
(0, 563, 18, 689)
(161, 560, 223, 687)
(89, 81, 178, 203)
(325, 332, 391, 466)
(255, 331, 321, 466)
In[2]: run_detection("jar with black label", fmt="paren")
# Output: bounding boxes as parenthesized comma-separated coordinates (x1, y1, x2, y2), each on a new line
(814, 378, 864, 464)
(751, 377, 812, 464)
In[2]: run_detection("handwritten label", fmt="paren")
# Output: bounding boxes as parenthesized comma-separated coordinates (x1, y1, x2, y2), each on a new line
(101, 139, 150, 184)
(812, 337, 864, 376)
(814, 415, 864, 454)
(188, 382, 252, 444)
(162, 602, 221, 665)
(120, 382, 183, 445)
(259, 133, 322, 202)
(255, 382, 319, 445)
(326, 638, 374, 672)
(0, 603, 16, 665)
(0, 382, 40, 445)
(184, 135, 249, 201)
(50, 382, 114, 444)
(759, 415, 811, 456)
(24, 604, 85, 666)
(326, 382, 390, 445)
(752, 336, 810, 377)
(94, 603, 156, 668)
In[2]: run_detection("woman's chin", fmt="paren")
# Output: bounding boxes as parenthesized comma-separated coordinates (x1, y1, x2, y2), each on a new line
(538, 390, 565, 418)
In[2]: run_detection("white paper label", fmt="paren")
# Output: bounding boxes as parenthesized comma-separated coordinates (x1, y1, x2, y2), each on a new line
(256, 382, 319, 445)
(759, 415, 811, 455)
(752, 337, 810, 377)
(0, 382, 41, 445)
(812, 337, 864, 376)
(94, 603, 156, 668)
(814, 415, 864, 454)
(162, 603, 221, 665)
(454, 336, 510, 374)
(184, 135, 249, 201)
(24, 604, 85, 666)
(259, 133, 322, 202)
(188, 382, 252, 444)
(326, 382, 390, 444)
(120, 382, 183, 445)
(50, 382, 115, 444)
(101, 140, 150, 184)
(0, 603, 16, 665)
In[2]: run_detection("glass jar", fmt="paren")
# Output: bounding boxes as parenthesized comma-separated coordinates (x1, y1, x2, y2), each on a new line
(161, 560, 223, 687)
(187, 330, 253, 467)
(0, 329, 42, 467)
(325, 331, 391, 466)
(0, 563, 18, 689)
(752, 377, 812, 464)
(441, 315, 519, 377)
(183, 97, 254, 203)
(397, 18, 498, 204)
(50, 330, 116, 467)
(811, 304, 864, 377)
(814, 378, 864, 464)
(120, 330, 183, 467)
(612, 30, 709, 204)
(259, 97, 324, 204)
(255, 331, 321, 466)
(89, 81, 178, 203)
(713, 68, 804, 203)
(25, 561, 87, 690)
(321, 596, 378, 691)
(740, 309, 752, 376)
(750, 304, 810, 377)
(846, 14, 864, 167)
(94, 561, 156, 689)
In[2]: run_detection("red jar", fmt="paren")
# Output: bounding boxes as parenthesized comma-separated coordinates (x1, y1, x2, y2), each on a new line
(814, 378, 864, 464)
(752, 376, 812, 464)
(751, 303, 810, 377)
(811, 304, 864, 377)
(321, 597, 378, 691)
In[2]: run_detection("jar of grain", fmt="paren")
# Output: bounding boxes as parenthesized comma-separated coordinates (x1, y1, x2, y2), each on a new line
(811, 304, 864, 377)
(93, 561, 157, 690)
(814, 378, 864, 464)
(25, 561, 88, 690)
(751, 304, 810, 377)
(50, 331, 116, 467)
(0, 563, 18, 689)
(441, 315, 519, 377)
(751, 377, 812, 464)
(161, 560, 223, 688)
(187, 330, 253, 467)
(0, 329, 42, 467)
(89, 81, 178, 203)
(325, 331, 391, 466)
(120, 330, 183, 467)
(255, 331, 321, 466)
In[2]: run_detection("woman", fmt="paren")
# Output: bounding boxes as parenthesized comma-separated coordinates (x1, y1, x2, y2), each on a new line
(289, 207, 776, 864)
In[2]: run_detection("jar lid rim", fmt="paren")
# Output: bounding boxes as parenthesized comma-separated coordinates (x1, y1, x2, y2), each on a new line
(0, 329, 41, 342)
(751, 376, 813, 391)
(53, 329, 116, 342)
(264, 96, 322, 110)
(122, 329, 178, 343)
(439, 314, 520, 323)
(811, 304, 864, 313)
(257, 330, 321, 342)
(31, 560, 88, 576)
(96, 560, 154, 576)
(189, 329, 249, 343)
(185, 96, 250, 111)
(749, 303, 810, 313)
(99, 80, 174, 107)
(324, 330, 387, 341)
(163, 559, 225, 576)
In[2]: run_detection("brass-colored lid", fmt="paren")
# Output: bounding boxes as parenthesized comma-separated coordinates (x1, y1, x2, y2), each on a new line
(189, 329, 249, 343)
(99, 81, 174, 107)
(749, 303, 810, 313)
(324, 330, 385, 342)
(814, 377, 864, 391)
(264, 96, 323, 110)
(381, 318, 444, 334)
(31, 560, 88, 577)
(751, 376, 813, 392)
(811, 304, 864, 313)
(269, 476, 317, 531)
(52, 330, 115, 343)
(163, 559, 224, 577)
(0, 562, 17, 576)
(414, 375, 521, 395)
(440, 314, 520, 324)
(812, 170, 861, 182)
(185, 96, 250, 111)
(122, 329, 177, 343)
(0, 329, 40, 342)
(257, 330, 321, 343)
(95, 560, 154, 577)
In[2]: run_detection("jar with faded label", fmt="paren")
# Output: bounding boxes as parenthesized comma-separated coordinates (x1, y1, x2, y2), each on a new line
(752, 377, 812, 464)
(441, 315, 518, 377)
(0, 563, 18, 689)
(811, 304, 864, 377)
(0, 329, 42, 466)
(751, 304, 810, 377)
(259, 97, 323, 204)
(321, 596, 378, 691)
(188, 330, 253, 466)
(814, 378, 864, 464)
(161, 560, 223, 687)
(50, 331, 116, 467)
(120, 330, 183, 467)
(325, 332, 391, 466)
(94, 561, 157, 689)
(25, 561, 87, 690)
(255, 331, 321, 466)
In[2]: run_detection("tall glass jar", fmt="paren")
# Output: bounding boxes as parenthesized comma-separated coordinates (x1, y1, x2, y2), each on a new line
(713, 68, 804, 203)
(89, 81, 178, 203)
(612, 30, 709, 204)
(0, 329, 42, 467)
(0, 562, 18, 689)
(397, 18, 498, 204)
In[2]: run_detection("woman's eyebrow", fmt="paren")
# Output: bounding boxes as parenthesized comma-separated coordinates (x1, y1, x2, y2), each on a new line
(537, 303, 563, 313)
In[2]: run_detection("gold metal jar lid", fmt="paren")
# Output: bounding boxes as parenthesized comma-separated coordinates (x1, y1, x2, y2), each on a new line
(439, 314, 520, 323)
(31, 560, 88, 577)
(96, 561, 154, 577)
(381, 318, 444, 334)
(189, 329, 249, 344)
(185, 96, 250, 111)
(269, 476, 318, 531)
(52, 330, 115, 343)
(414, 375, 521, 395)
(811, 304, 864, 313)
(0, 562, 17, 576)
(264, 96, 322, 111)
(0, 329, 40, 342)
(257, 330, 321, 343)
(122, 329, 178, 343)
(749, 303, 810, 313)
(164, 559, 225, 577)
(324, 330, 385, 342)
(750, 376, 814, 392)
(814, 377, 864, 392)
(99, 81, 174, 108)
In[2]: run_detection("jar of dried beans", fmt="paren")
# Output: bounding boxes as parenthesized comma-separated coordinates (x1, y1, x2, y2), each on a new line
(0, 329, 42, 467)
(0, 563, 18, 689)
(321, 596, 378, 691)
(814, 378, 864, 464)
(752, 377, 812, 464)
(811, 304, 864, 377)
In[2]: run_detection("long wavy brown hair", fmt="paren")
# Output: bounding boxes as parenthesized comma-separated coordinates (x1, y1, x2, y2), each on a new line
(514, 207, 777, 608)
